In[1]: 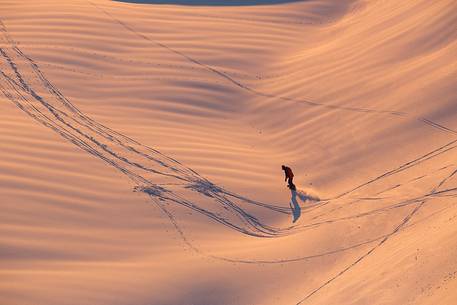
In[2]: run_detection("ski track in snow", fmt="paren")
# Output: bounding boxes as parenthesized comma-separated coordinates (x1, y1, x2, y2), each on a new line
(91, 1, 457, 136)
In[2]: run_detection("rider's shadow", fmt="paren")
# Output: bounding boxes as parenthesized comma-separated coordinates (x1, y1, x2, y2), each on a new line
(289, 189, 319, 223)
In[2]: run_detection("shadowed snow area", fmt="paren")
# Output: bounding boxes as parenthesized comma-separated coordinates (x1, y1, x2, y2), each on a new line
(113, 0, 305, 5)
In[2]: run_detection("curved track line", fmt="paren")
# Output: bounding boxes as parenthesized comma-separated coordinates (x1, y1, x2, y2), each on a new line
(89, 1, 457, 136)
(295, 166, 457, 304)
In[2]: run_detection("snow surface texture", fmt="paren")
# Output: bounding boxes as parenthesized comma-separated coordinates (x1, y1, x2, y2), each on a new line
(1, 0, 457, 304)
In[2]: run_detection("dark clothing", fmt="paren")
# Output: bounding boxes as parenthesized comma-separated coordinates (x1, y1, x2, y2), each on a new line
(284, 167, 294, 179)
(283, 166, 295, 189)
(287, 176, 295, 190)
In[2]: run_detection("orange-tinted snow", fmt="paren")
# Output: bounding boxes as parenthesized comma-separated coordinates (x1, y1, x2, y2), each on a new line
(1, 1, 456, 304)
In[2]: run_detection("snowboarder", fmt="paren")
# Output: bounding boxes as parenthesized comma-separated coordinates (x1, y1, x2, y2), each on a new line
(282, 165, 296, 190)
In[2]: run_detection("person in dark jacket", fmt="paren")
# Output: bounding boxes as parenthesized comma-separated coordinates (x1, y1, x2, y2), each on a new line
(282, 165, 296, 190)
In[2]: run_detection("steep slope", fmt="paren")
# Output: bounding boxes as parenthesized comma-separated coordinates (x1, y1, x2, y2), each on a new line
(1, 0, 456, 304)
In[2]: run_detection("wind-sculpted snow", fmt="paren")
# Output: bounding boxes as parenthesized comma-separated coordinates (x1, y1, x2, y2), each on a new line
(2, 4, 457, 257)
(0, 21, 292, 240)
(91, 1, 457, 137)
(2, 16, 450, 245)
(2, 2, 457, 303)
